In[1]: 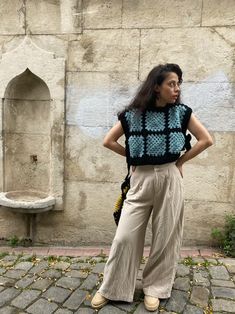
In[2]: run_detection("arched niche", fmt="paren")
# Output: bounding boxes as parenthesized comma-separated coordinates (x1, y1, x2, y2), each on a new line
(3, 68, 51, 193)
(0, 36, 65, 211)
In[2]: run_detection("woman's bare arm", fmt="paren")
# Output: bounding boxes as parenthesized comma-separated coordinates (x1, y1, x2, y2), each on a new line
(103, 121, 126, 157)
(177, 113, 214, 166)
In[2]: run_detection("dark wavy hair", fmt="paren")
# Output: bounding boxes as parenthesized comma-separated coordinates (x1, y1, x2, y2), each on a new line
(117, 63, 183, 117)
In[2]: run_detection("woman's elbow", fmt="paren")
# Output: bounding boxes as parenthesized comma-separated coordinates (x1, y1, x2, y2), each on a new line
(204, 137, 214, 147)
(103, 140, 112, 148)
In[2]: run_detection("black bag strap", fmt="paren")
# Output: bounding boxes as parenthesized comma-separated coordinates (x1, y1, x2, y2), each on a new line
(126, 160, 131, 178)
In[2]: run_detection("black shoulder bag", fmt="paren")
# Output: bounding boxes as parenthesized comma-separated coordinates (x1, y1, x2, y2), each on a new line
(113, 162, 131, 226)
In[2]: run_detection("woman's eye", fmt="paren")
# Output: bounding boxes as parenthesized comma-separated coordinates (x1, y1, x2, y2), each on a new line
(169, 82, 180, 88)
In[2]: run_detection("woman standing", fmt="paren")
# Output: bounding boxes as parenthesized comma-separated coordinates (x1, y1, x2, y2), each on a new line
(91, 63, 213, 311)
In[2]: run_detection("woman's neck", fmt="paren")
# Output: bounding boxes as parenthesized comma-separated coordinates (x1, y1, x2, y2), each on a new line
(155, 98, 167, 107)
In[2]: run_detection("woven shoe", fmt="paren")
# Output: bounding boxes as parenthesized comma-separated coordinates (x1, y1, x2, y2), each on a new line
(144, 295, 160, 311)
(91, 291, 109, 309)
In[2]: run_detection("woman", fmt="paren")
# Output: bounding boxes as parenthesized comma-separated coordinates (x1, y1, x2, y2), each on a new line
(91, 63, 213, 311)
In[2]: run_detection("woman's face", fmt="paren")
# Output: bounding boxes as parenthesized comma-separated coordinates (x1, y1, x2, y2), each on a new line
(155, 72, 181, 103)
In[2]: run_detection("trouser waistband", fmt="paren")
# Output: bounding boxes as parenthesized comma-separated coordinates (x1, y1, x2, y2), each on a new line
(132, 161, 176, 169)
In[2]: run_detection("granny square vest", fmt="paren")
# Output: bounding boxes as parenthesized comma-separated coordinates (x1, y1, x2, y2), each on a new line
(117, 102, 193, 166)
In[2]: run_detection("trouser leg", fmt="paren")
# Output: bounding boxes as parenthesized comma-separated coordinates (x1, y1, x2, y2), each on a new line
(142, 162, 185, 299)
(98, 165, 154, 302)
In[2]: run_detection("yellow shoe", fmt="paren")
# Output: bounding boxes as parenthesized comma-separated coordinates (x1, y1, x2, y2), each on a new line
(91, 291, 109, 309)
(144, 295, 160, 311)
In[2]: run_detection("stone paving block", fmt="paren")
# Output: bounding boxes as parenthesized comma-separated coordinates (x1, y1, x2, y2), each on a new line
(89, 257, 107, 263)
(218, 258, 235, 266)
(55, 276, 81, 290)
(226, 265, 235, 274)
(1, 255, 18, 262)
(29, 278, 53, 290)
(110, 300, 138, 312)
(70, 263, 92, 271)
(204, 257, 218, 264)
(75, 308, 96, 314)
(18, 254, 34, 261)
(0, 260, 16, 267)
(211, 298, 235, 312)
(211, 286, 235, 299)
(193, 271, 210, 287)
(191, 257, 205, 263)
(60, 257, 72, 262)
(10, 289, 41, 309)
(13, 261, 34, 271)
(0, 267, 6, 275)
(70, 257, 87, 263)
(183, 304, 204, 313)
(133, 280, 144, 301)
(0, 276, 16, 287)
(83, 290, 95, 307)
(91, 262, 105, 274)
(208, 265, 230, 280)
(15, 274, 37, 289)
(173, 277, 191, 291)
(64, 269, 88, 279)
(54, 308, 73, 314)
(98, 303, 127, 313)
(40, 269, 61, 279)
(4, 269, 27, 279)
(28, 261, 49, 274)
(63, 289, 89, 310)
(0, 306, 18, 314)
(79, 273, 99, 290)
(139, 263, 145, 270)
(26, 297, 58, 313)
(0, 287, 21, 306)
(193, 269, 209, 278)
(51, 261, 70, 271)
(176, 264, 190, 277)
(42, 286, 72, 303)
(190, 286, 210, 307)
(137, 269, 143, 280)
(165, 289, 188, 312)
(211, 279, 235, 287)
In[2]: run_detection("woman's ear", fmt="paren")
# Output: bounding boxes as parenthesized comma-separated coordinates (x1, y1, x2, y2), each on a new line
(154, 84, 160, 93)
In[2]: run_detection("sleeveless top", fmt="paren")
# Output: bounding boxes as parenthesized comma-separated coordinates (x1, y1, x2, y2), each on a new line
(117, 102, 193, 166)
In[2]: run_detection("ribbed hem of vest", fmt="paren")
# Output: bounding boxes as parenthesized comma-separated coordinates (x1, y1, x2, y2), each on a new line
(127, 154, 180, 166)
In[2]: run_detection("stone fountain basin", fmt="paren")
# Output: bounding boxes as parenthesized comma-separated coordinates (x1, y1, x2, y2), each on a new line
(0, 190, 55, 213)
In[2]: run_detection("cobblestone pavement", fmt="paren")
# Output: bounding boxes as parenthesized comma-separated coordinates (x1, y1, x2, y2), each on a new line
(0, 246, 235, 313)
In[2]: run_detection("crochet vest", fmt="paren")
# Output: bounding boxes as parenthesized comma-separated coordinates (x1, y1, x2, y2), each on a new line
(117, 102, 192, 166)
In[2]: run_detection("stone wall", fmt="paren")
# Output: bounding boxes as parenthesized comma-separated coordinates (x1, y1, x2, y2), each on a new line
(0, 0, 234, 246)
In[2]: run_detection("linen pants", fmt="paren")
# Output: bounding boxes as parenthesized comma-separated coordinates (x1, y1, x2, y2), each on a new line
(98, 161, 185, 302)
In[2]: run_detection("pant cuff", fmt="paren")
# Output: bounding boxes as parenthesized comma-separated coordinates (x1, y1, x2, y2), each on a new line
(98, 289, 134, 303)
(143, 287, 172, 299)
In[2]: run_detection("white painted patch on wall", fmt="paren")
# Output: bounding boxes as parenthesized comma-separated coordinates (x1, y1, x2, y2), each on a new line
(66, 82, 138, 138)
(66, 70, 234, 138)
(182, 71, 234, 132)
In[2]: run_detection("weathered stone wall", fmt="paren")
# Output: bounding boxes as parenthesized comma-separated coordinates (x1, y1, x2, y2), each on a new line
(0, 0, 234, 246)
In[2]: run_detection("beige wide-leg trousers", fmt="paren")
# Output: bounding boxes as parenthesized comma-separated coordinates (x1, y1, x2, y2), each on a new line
(97, 161, 185, 302)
